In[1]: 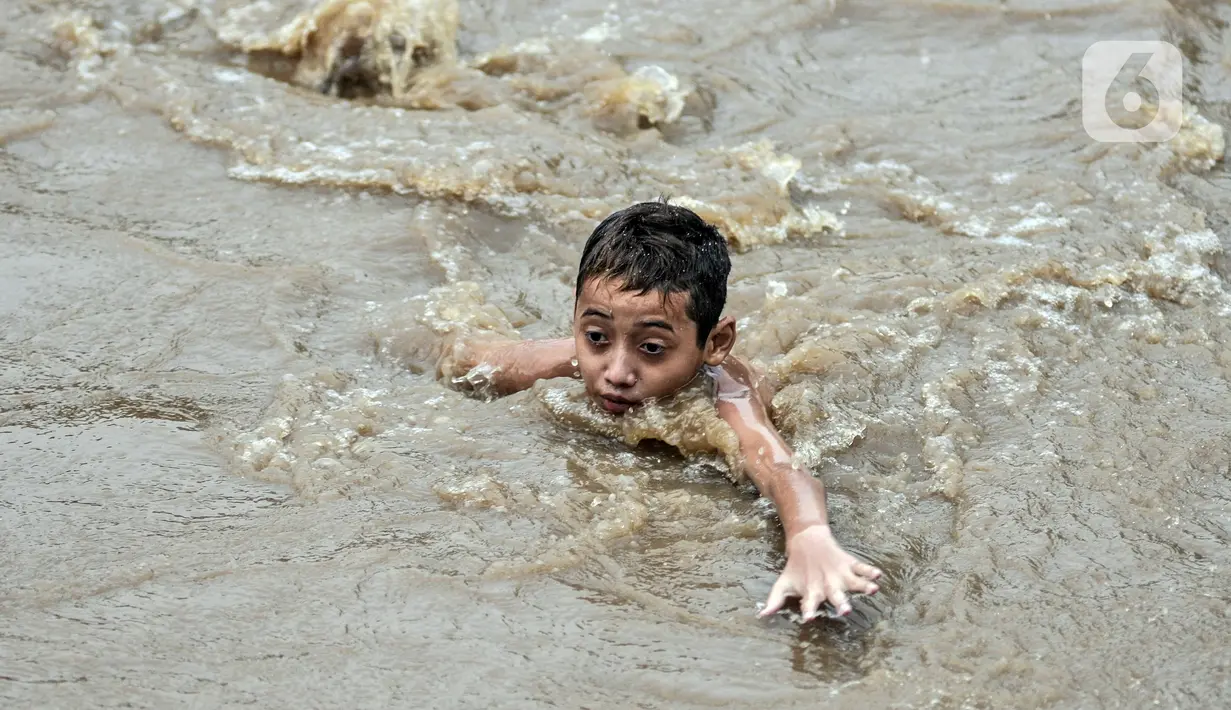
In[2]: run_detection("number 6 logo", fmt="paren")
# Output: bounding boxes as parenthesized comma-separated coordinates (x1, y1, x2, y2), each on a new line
(1082, 40, 1184, 143)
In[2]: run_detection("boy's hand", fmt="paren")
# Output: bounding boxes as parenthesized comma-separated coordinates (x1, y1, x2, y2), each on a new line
(758, 524, 882, 621)
(435, 333, 512, 380)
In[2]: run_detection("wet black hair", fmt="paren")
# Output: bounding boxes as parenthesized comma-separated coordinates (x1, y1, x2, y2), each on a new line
(575, 198, 731, 346)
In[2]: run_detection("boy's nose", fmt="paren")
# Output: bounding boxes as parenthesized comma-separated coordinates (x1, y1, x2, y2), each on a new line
(605, 351, 637, 388)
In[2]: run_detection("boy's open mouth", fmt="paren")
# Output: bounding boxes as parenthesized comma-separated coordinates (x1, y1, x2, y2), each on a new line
(598, 394, 636, 414)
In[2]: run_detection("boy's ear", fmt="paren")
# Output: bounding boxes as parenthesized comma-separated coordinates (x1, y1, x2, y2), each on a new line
(703, 315, 737, 366)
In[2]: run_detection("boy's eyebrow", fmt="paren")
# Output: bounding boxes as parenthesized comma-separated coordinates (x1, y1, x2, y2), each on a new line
(581, 308, 675, 333)
(635, 318, 674, 332)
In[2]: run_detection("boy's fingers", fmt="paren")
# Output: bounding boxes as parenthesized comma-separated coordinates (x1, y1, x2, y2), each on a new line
(758, 577, 792, 618)
(801, 588, 823, 621)
(827, 584, 851, 616)
(853, 562, 882, 580)
(844, 574, 879, 596)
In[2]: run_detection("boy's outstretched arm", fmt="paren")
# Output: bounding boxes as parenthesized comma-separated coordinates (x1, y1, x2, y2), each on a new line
(441, 336, 576, 396)
(712, 358, 882, 621)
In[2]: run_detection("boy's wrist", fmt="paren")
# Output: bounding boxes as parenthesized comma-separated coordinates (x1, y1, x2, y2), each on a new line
(785, 521, 832, 542)
(772, 470, 831, 540)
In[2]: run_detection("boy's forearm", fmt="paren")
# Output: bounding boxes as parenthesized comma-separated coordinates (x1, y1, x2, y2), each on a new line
(459, 337, 576, 394)
(748, 459, 832, 540)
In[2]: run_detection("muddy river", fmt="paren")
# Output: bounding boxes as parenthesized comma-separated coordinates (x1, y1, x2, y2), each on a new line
(2, 0, 1229, 707)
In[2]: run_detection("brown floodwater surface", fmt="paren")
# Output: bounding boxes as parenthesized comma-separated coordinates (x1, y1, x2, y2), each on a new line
(2, 0, 1229, 707)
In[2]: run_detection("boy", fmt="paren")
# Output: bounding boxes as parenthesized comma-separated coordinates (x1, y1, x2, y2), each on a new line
(443, 200, 881, 622)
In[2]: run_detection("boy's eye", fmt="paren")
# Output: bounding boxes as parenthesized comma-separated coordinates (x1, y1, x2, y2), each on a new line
(641, 342, 665, 356)
(585, 331, 607, 345)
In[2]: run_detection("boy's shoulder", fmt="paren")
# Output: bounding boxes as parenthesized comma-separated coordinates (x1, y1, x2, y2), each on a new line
(708, 357, 776, 407)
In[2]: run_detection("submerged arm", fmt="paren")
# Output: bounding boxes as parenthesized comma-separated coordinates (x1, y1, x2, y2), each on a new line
(442, 337, 576, 396)
(713, 358, 881, 620)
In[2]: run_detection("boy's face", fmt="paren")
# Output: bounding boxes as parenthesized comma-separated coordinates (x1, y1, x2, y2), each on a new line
(573, 277, 735, 414)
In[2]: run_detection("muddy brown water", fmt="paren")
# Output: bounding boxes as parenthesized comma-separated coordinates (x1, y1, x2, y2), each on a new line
(2, 0, 1230, 707)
